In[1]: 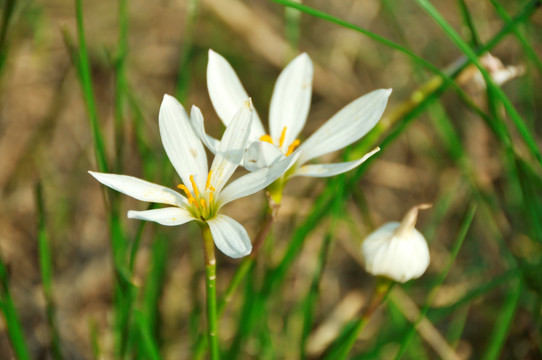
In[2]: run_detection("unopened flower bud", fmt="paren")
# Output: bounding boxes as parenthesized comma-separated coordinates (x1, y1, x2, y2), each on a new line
(361, 204, 431, 283)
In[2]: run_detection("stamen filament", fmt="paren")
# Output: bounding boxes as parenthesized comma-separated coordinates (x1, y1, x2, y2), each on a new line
(286, 139, 300, 156)
(260, 134, 273, 144)
(206, 171, 213, 190)
(190, 175, 200, 198)
(279, 126, 287, 147)
(177, 184, 196, 204)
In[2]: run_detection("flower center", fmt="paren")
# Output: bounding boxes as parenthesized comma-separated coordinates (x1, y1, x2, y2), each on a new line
(259, 126, 300, 156)
(177, 171, 216, 220)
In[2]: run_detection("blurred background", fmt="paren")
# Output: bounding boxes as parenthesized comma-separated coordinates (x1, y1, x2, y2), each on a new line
(0, 0, 541, 359)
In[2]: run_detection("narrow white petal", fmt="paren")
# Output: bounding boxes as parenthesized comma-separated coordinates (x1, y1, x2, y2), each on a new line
(269, 53, 313, 150)
(89, 171, 187, 206)
(207, 214, 252, 258)
(190, 105, 220, 154)
(298, 89, 391, 164)
(243, 140, 285, 171)
(291, 148, 380, 178)
(209, 100, 254, 193)
(128, 207, 194, 226)
(207, 50, 265, 138)
(159, 95, 208, 191)
(219, 152, 300, 207)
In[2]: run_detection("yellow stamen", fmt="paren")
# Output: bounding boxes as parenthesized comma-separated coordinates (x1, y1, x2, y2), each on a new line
(209, 192, 213, 204)
(286, 139, 301, 156)
(200, 198, 207, 209)
(260, 134, 273, 144)
(206, 171, 213, 190)
(189, 175, 200, 198)
(177, 184, 195, 203)
(279, 126, 287, 147)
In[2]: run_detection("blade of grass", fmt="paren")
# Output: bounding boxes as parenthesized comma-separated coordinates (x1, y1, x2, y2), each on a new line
(457, 0, 481, 48)
(490, 0, 542, 74)
(0, 255, 31, 360)
(394, 204, 477, 359)
(285, 0, 301, 56)
(134, 311, 162, 360)
(299, 178, 344, 359)
(482, 279, 524, 360)
(73, 0, 109, 174)
(113, 0, 128, 172)
(36, 182, 64, 360)
(175, 0, 199, 101)
(414, 0, 542, 167)
(0, 0, 16, 76)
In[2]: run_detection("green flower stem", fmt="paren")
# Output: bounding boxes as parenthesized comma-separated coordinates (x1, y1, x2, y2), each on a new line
(201, 225, 220, 360)
(328, 278, 394, 359)
(194, 195, 281, 359)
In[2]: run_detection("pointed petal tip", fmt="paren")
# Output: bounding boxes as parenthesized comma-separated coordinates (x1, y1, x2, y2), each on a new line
(243, 98, 254, 111)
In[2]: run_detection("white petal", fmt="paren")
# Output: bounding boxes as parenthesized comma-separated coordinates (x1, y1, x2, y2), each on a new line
(128, 207, 194, 226)
(159, 95, 208, 191)
(209, 100, 254, 193)
(207, 50, 265, 138)
(89, 171, 187, 206)
(243, 140, 285, 171)
(219, 152, 300, 207)
(207, 214, 252, 258)
(291, 147, 380, 178)
(298, 89, 391, 165)
(190, 105, 220, 154)
(269, 53, 313, 150)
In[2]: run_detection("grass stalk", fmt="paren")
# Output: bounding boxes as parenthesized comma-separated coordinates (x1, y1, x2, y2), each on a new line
(0, 256, 31, 360)
(36, 182, 64, 360)
(394, 204, 477, 359)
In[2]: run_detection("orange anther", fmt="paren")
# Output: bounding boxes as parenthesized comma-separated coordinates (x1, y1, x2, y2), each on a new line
(286, 139, 301, 156)
(259, 134, 273, 144)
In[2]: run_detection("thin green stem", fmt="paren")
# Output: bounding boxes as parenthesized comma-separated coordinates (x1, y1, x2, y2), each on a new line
(202, 225, 219, 360)
(36, 183, 64, 360)
(324, 279, 394, 359)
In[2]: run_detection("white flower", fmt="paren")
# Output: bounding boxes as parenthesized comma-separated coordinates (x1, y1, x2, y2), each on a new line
(361, 205, 431, 283)
(201, 49, 391, 180)
(89, 95, 298, 258)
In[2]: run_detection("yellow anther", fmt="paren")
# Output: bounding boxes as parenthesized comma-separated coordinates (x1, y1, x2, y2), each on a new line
(286, 139, 301, 156)
(209, 192, 213, 204)
(200, 198, 207, 209)
(189, 175, 200, 198)
(206, 171, 213, 190)
(177, 184, 195, 203)
(259, 134, 273, 144)
(279, 126, 287, 147)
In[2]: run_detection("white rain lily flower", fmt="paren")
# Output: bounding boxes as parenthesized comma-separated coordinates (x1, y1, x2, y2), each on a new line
(201, 49, 391, 180)
(89, 95, 298, 258)
(361, 204, 431, 283)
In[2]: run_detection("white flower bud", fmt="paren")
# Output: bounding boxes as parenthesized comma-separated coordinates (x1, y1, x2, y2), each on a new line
(361, 205, 431, 283)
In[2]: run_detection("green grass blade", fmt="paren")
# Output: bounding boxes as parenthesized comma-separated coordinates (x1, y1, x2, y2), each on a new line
(134, 311, 162, 360)
(490, 0, 542, 73)
(113, 0, 128, 171)
(414, 0, 542, 167)
(36, 182, 64, 360)
(482, 279, 523, 360)
(394, 204, 477, 359)
(0, 256, 31, 360)
(175, 0, 199, 101)
(457, 0, 481, 48)
(0, 0, 16, 75)
(73, 0, 109, 173)
(299, 181, 344, 359)
(284, 0, 301, 55)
